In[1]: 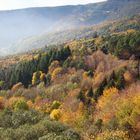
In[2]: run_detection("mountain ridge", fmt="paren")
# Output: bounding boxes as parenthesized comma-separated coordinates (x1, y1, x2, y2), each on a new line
(1, 0, 140, 55)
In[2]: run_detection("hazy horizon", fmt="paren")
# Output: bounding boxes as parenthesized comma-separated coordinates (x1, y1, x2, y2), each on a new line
(0, 0, 106, 11)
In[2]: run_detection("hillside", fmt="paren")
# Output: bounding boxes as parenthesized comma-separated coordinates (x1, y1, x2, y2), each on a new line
(1, 0, 140, 55)
(0, 28, 140, 139)
(1, 1, 140, 139)
(12, 14, 140, 53)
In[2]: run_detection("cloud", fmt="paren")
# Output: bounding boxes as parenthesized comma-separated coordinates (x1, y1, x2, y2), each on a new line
(0, 0, 106, 10)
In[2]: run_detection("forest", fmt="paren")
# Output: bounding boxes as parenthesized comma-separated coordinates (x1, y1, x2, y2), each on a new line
(0, 27, 140, 140)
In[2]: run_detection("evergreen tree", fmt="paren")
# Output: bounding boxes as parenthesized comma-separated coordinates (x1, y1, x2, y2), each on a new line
(109, 71, 116, 81)
(46, 74, 51, 86)
(87, 87, 94, 98)
(106, 71, 116, 89)
(94, 78, 107, 100)
(116, 72, 125, 90)
(106, 79, 115, 89)
(77, 90, 85, 103)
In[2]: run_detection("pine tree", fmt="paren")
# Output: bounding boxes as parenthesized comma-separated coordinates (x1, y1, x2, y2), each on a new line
(106, 71, 116, 89)
(46, 74, 51, 85)
(109, 71, 116, 81)
(94, 78, 107, 100)
(87, 87, 94, 98)
(77, 90, 85, 103)
(106, 79, 115, 89)
(116, 72, 125, 90)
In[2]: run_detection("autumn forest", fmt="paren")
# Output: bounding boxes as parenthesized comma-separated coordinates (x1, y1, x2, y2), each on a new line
(1, 0, 140, 140)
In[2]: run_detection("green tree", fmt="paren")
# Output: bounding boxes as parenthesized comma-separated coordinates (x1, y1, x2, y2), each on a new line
(87, 87, 94, 98)
(77, 90, 85, 103)
(116, 71, 125, 90)
(94, 78, 107, 100)
(14, 100, 29, 111)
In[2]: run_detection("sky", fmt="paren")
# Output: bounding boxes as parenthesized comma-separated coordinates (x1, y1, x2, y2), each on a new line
(0, 0, 106, 10)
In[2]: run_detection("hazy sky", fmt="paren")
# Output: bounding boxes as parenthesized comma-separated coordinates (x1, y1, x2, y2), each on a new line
(0, 0, 106, 10)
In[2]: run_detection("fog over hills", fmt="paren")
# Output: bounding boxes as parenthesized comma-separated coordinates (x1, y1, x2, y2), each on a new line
(0, 0, 140, 55)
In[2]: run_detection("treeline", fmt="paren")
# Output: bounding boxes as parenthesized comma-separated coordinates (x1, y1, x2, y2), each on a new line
(1, 31, 140, 89)
(0, 46, 71, 89)
(103, 31, 140, 59)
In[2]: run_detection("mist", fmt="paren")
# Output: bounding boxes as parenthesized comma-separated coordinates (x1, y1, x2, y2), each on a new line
(0, 5, 84, 56)
(0, 0, 140, 56)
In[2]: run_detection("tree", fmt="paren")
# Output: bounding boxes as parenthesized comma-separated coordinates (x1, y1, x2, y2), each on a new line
(50, 101, 61, 111)
(94, 78, 108, 100)
(40, 72, 46, 84)
(32, 71, 42, 85)
(77, 90, 85, 103)
(38, 54, 49, 72)
(46, 74, 51, 85)
(51, 67, 63, 80)
(50, 109, 61, 120)
(14, 100, 29, 111)
(98, 87, 118, 111)
(87, 87, 94, 98)
(116, 71, 125, 90)
(0, 81, 4, 90)
(48, 60, 60, 74)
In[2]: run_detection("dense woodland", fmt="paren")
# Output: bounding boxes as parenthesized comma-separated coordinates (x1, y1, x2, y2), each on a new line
(1, 16, 140, 140)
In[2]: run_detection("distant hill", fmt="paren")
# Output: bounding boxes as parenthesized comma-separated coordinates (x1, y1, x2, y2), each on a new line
(12, 14, 140, 54)
(1, 0, 140, 55)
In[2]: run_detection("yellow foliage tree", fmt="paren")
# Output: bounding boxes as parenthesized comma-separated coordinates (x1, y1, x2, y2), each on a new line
(51, 67, 63, 80)
(27, 100, 34, 108)
(124, 71, 133, 85)
(116, 92, 140, 129)
(32, 71, 42, 85)
(97, 87, 119, 122)
(48, 60, 60, 74)
(50, 109, 61, 120)
(98, 87, 118, 109)
(40, 72, 46, 83)
(32, 72, 38, 85)
(127, 29, 136, 34)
